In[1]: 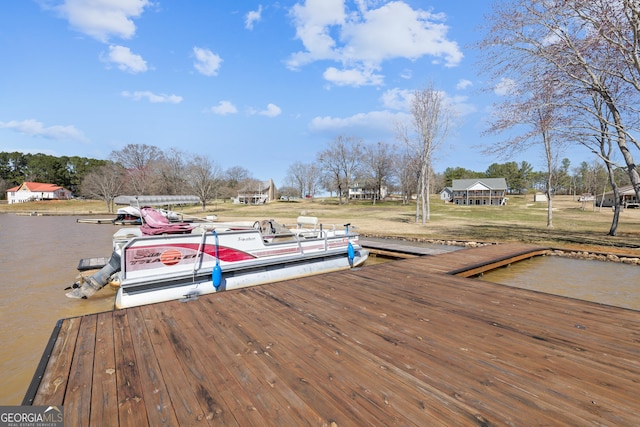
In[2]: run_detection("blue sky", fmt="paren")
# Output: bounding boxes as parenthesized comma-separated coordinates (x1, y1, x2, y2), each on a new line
(0, 0, 595, 186)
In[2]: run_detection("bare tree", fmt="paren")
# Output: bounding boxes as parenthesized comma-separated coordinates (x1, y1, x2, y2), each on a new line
(80, 162, 126, 212)
(396, 147, 420, 205)
(278, 185, 299, 200)
(110, 144, 165, 195)
(304, 163, 322, 199)
(156, 147, 189, 195)
(483, 74, 567, 227)
(186, 155, 222, 211)
(225, 166, 251, 187)
(286, 161, 323, 199)
(217, 166, 252, 201)
(589, 92, 625, 235)
(479, 0, 640, 221)
(556, 1, 640, 203)
(397, 83, 451, 223)
(362, 141, 396, 204)
(317, 136, 363, 204)
(286, 161, 308, 198)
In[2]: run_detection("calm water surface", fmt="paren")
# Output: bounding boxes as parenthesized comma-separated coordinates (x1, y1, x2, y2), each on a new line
(0, 214, 117, 404)
(480, 255, 640, 311)
(1, 215, 638, 404)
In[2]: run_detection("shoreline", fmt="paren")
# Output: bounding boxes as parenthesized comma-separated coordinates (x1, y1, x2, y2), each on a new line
(363, 234, 640, 266)
(3, 196, 640, 263)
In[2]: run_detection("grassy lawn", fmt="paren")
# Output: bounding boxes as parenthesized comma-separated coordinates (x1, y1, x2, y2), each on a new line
(2, 195, 639, 255)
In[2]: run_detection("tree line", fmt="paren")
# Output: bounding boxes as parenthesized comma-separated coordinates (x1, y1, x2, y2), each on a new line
(0, 147, 260, 213)
(284, 144, 628, 203)
(2, 143, 624, 213)
(442, 159, 631, 196)
(0, 151, 107, 193)
(79, 145, 262, 212)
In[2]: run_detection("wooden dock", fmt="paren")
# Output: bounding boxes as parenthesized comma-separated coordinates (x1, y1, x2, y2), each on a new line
(24, 243, 640, 425)
(359, 237, 456, 258)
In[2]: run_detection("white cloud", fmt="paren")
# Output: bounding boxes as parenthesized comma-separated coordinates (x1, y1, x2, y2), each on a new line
(258, 103, 282, 117)
(54, 0, 151, 42)
(121, 91, 183, 104)
(193, 47, 223, 76)
(245, 5, 263, 30)
(309, 84, 476, 138)
(309, 110, 406, 134)
(102, 45, 148, 73)
(342, 2, 462, 65)
(445, 94, 476, 116)
(494, 77, 516, 96)
(400, 68, 413, 79)
(210, 101, 238, 115)
(0, 119, 88, 142)
(381, 88, 412, 110)
(381, 87, 476, 116)
(288, 0, 345, 68)
(287, 0, 463, 87)
(456, 79, 473, 90)
(323, 66, 383, 86)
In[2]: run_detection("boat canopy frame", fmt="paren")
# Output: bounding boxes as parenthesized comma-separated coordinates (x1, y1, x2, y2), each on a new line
(114, 195, 201, 206)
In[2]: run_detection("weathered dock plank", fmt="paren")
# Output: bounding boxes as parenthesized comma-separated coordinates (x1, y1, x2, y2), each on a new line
(31, 317, 81, 406)
(90, 312, 118, 426)
(138, 305, 211, 425)
(360, 237, 451, 257)
(113, 310, 149, 427)
(64, 315, 96, 427)
(25, 243, 640, 425)
(127, 307, 179, 427)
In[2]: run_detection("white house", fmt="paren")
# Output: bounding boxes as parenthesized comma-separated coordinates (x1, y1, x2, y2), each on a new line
(235, 179, 277, 204)
(450, 178, 508, 206)
(7, 181, 73, 204)
(348, 183, 388, 200)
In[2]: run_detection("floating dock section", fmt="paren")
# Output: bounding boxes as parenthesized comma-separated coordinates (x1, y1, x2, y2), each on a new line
(24, 243, 640, 425)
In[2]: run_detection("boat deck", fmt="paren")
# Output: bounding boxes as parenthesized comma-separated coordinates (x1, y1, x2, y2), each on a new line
(24, 243, 640, 425)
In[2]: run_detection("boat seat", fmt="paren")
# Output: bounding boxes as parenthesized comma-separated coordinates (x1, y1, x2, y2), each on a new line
(139, 207, 195, 235)
(296, 216, 318, 230)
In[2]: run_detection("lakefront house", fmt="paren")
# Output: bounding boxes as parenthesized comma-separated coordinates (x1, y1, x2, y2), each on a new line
(234, 179, 277, 204)
(447, 178, 508, 206)
(6, 181, 73, 204)
(595, 185, 639, 208)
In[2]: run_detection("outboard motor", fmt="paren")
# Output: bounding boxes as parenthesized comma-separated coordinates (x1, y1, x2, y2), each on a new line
(66, 251, 121, 299)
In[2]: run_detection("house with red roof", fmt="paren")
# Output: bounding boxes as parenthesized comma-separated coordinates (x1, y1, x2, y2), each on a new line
(6, 181, 73, 204)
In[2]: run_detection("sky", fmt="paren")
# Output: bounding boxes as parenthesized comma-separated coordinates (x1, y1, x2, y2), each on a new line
(0, 0, 597, 187)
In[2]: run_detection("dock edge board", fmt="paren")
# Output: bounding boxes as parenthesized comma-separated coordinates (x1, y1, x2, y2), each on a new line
(22, 319, 64, 405)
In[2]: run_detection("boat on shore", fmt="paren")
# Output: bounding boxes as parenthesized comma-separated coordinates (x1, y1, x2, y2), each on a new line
(67, 206, 369, 309)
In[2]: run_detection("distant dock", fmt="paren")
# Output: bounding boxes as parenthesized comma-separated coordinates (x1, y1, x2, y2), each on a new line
(24, 243, 640, 425)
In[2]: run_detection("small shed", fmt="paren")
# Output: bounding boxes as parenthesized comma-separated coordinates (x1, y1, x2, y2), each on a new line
(440, 187, 453, 202)
(533, 193, 548, 202)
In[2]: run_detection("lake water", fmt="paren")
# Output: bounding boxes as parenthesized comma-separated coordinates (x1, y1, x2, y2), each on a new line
(0, 214, 638, 405)
(479, 255, 640, 311)
(0, 214, 117, 405)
